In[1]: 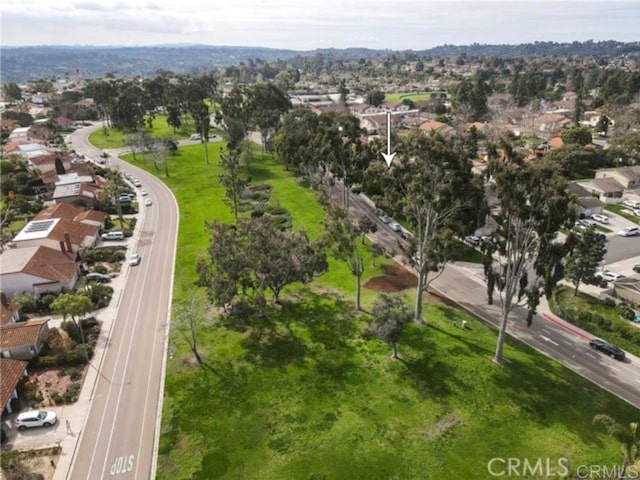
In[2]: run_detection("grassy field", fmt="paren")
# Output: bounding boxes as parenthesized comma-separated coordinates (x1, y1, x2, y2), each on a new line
(384, 92, 431, 104)
(88, 114, 197, 149)
(117, 142, 639, 479)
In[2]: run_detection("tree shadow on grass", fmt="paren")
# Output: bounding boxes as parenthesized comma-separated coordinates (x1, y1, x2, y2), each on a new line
(397, 323, 455, 399)
(490, 338, 612, 450)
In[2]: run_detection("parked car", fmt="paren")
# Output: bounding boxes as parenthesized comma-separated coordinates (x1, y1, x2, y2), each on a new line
(389, 222, 402, 232)
(633, 264, 640, 273)
(574, 219, 593, 230)
(595, 271, 625, 282)
(633, 209, 640, 217)
(464, 235, 482, 247)
(618, 226, 640, 237)
(207, 133, 217, 139)
(591, 214, 609, 224)
(622, 200, 640, 209)
(378, 213, 392, 224)
(118, 195, 133, 203)
(86, 272, 111, 283)
(400, 229, 413, 240)
(189, 133, 202, 141)
(589, 339, 626, 361)
(129, 253, 141, 266)
(133, 180, 142, 188)
(101, 231, 125, 241)
(140, 189, 148, 196)
(144, 198, 152, 206)
(15, 410, 58, 430)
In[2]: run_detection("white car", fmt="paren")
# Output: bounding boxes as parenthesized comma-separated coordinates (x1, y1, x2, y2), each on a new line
(389, 222, 402, 232)
(144, 198, 152, 206)
(378, 213, 392, 224)
(189, 133, 202, 141)
(622, 200, 640, 209)
(595, 271, 625, 282)
(129, 253, 141, 266)
(15, 410, 58, 430)
(140, 189, 148, 196)
(633, 209, 640, 217)
(618, 227, 640, 237)
(591, 214, 609, 224)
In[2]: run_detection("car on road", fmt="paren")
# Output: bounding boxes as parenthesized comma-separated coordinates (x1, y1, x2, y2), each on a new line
(591, 214, 609, 224)
(86, 273, 111, 283)
(400, 229, 413, 240)
(633, 209, 640, 217)
(595, 271, 625, 282)
(589, 338, 626, 361)
(464, 235, 482, 246)
(622, 200, 640, 209)
(208, 133, 217, 139)
(618, 226, 640, 237)
(634, 264, 640, 273)
(15, 410, 58, 430)
(378, 213, 392, 224)
(144, 198, 152, 206)
(140, 188, 148, 196)
(190, 133, 202, 141)
(389, 222, 402, 232)
(129, 253, 141, 266)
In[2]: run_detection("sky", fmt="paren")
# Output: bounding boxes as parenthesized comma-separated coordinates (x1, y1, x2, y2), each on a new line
(1, 0, 639, 51)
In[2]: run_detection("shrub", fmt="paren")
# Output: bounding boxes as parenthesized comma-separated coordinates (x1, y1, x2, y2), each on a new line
(603, 297, 616, 308)
(50, 392, 63, 405)
(93, 264, 108, 274)
(61, 321, 82, 343)
(66, 367, 82, 381)
(62, 383, 81, 403)
(615, 303, 635, 321)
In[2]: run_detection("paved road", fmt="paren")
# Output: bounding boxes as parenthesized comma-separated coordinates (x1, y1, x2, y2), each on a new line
(336, 184, 640, 411)
(65, 123, 178, 479)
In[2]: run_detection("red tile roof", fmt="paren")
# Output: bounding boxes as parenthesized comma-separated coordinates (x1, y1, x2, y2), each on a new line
(0, 293, 18, 327)
(0, 318, 49, 349)
(0, 358, 28, 410)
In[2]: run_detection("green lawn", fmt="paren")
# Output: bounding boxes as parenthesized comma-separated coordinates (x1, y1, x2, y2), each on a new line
(384, 92, 431, 104)
(605, 204, 640, 225)
(88, 114, 197, 149)
(116, 142, 639, 479)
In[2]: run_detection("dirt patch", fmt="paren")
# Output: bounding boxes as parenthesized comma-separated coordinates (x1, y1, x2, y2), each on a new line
(21, 453, 59, 480)
(23, 367, 84, 408)
(364, 263, 419, 293)
(424, 411, 462, 440)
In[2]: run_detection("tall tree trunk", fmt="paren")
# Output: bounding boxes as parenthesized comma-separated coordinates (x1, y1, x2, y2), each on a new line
(573, 280, 580, 296)
(355, 272, 362, 311)
(203, 141, 210, 165)
(414, 270, 425, 322)
(391, 342, 398, 359)
(493, 284, 514, 364)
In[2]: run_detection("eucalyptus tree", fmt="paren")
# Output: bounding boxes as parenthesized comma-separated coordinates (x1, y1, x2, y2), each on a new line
(218, 147, 245, 220)
(382, 130, 485, 322)
(248, 82, 291, 153)
(273, 107, 320, 174)
(486, 155, 572, 364)
(323, 203, 366, 311)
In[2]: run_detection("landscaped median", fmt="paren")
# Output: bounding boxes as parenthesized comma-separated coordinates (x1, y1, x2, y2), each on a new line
(549, 285, 640, 358)
(118, 142, 639, 479)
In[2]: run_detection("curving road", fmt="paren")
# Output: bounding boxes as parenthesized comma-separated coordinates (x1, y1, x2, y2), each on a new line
(66, 123, 178, 479)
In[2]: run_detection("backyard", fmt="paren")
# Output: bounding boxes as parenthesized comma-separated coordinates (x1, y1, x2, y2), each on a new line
(120, 142, 638, 479)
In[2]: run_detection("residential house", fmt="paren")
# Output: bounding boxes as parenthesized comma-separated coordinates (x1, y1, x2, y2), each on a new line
(595, 167, 640, 190)
(418, 120, 457, 137)
(53, 183, 100, 206)
(0, 358, 28, 414)
(535, 113, 572, 137)
(0, 318, 50, 359)
(548, 137, 564, 149)
(575, 178, 624, 204)
(13, 205, 101, 253)
(0, 245, 79, 296)
(33, 203, 108, 229)
(28, 151, 70, 174)
(8, 126, 31, 142)
(613, 278, 640, 307)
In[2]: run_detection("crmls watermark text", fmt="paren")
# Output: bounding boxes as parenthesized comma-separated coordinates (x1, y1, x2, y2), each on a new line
(487, 458, 640, 478)
(487, 457, 570, 477)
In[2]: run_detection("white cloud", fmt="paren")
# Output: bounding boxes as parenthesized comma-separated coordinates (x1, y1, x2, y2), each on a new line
(1, 0, 638, 49)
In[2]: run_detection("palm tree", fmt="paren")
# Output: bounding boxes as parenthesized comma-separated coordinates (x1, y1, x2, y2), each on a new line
(593, 414, 639, 479)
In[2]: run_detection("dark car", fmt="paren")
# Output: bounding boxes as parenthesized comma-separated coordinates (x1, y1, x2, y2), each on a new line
(589, 339, 626, 361)
(633, 264, 640, 273)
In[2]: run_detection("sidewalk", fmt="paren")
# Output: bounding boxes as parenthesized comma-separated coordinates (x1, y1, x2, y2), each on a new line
(50, 206, 146, 480)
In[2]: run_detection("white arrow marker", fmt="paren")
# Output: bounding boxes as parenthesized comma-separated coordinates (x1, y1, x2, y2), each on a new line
(381, 111, 396, 168)
(540, 335, 559, 347)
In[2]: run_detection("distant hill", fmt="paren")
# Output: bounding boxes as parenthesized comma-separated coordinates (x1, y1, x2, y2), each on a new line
(2, 41, 639, 83)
